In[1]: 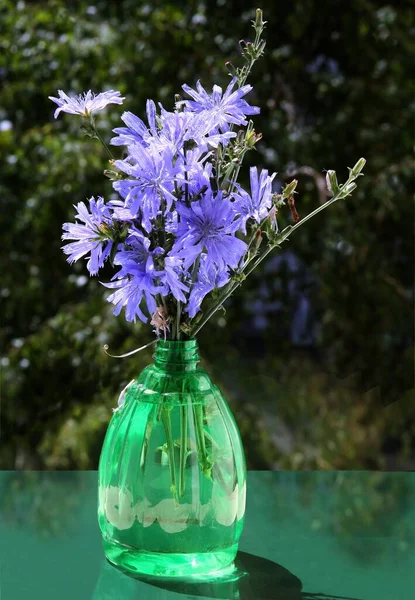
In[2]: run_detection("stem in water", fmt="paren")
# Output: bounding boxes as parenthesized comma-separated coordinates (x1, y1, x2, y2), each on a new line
(179, 404, 188, 497)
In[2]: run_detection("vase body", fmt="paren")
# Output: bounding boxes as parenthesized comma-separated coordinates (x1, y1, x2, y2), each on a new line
(98, 339, 246, 578)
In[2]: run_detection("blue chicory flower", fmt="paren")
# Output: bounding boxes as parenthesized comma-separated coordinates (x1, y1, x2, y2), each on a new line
(103, 277, 157, 323)
(180, 77, 260, 132)
(175, 147, 213, 198)
(113, 145, 179, 232)
(49, 90, 124, 119)
(171, 189, 248, 271)
(61, 196, 114, 275)
(232, 166, 276, 233)
(159, 255, 190, 303)
(158, 109, 236, 153)
(110, 99, 157, 148)
(157, 110, 211, 154)
(107, 198, 135, 223)
(103, 229, 164, 322)
(112, 103, 235, 156)
(186, 256, 230, 318)
(110, 111, 149, 147)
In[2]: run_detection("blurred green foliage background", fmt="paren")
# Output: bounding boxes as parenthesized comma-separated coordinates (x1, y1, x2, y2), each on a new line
(1, 0, 413, 471)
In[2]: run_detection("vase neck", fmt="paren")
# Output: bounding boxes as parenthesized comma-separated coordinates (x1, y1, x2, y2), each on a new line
(153, 339, 200, 373)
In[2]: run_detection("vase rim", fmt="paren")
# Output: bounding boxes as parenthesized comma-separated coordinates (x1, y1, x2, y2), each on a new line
(153, 338, 200, 371)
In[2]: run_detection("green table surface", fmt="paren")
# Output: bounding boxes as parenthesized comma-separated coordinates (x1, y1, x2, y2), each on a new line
(0, 471, 413, 600)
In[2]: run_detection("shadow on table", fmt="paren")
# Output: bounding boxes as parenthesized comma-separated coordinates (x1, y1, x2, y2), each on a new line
(100, 551, 362, 600)
(140, 551, 300, 599)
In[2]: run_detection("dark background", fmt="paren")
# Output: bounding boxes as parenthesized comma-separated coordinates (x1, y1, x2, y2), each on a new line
(1, 0, 414, 471)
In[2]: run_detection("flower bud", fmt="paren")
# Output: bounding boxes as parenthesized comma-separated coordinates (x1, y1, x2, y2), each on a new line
(343, 182, 357, 195)
(254, 228, 263, 251)
(226, 62, 238, 77)
(119, 226, 129, 242)
(104, 169, 123, 181)
(282, 179, 298, 199)
(257, 39, 266, 54)
(326, 170, 339, 195)
(237, 130, 245, 142)
(350, 157, 366, 177)
(254, 8, 266, 29)
(336, 181, 357, 199)
(268, 207, 279, 232)
(99, 223, 112, 237)
(245, 128, 262, 148)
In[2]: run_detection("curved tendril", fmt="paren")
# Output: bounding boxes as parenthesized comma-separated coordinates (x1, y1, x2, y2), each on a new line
(103, 339, 157, 359)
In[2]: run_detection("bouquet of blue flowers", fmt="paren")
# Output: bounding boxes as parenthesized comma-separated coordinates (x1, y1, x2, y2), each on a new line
(50, 10, 365, 346)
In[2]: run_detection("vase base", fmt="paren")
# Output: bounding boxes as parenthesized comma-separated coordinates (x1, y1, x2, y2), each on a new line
(103, 537, 239, 578)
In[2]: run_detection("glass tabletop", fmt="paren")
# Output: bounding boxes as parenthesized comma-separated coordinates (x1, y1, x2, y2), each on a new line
(0, 471, 413, 600)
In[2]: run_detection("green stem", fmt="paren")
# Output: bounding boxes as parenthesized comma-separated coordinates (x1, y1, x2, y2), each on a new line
(156, 294, 169, 340)
(215, 146, 222, 189)
(157, 293, 167, 313)
(184, 147, 189, 205)
(90, 120, 114, 160)
(160, 406, 178, 503)
(176, 300, 181, 341)
(190, 281, 236, 339)
(156, 370, 169, 421)
(179, 404, 188, 497)
(241, 224, 261, 266)
(156, 402, 164, 421)
(223, 148, 248, 192)
(140, 405, 155, 470)
(188, 253, 202, 296)
(193, 404, 209, 475)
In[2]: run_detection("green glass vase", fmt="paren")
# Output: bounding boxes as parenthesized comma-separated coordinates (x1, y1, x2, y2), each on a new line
(98, 339, 246, 578)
